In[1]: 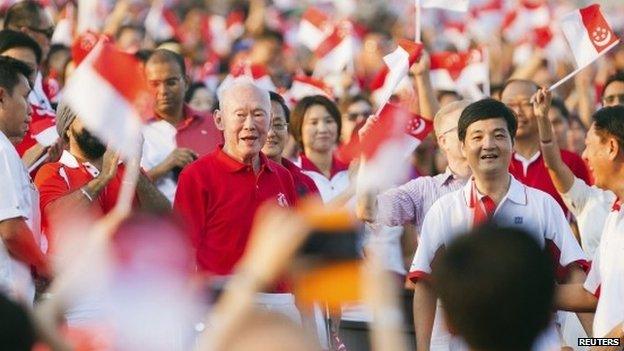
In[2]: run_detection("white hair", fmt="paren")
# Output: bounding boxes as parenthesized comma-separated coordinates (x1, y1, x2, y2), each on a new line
(217, 76, 270, 111)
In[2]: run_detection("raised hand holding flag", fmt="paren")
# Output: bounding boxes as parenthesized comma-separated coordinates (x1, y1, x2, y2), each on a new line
(550, 4, 620, 91)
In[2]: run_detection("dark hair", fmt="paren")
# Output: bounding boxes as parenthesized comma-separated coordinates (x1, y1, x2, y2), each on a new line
(0, 29, 42, 64)
(432, 225, 554, 351)
(436, 90, 462, 103)
(290, 95, 341, 148)
(254, 29, 284, 46)
(4, 1, 44, 30)
(0, 55, 32, 95)
(146, 48, 186, 76)
(592, 106, 624, 151)
(500, 79, 540, 98)
(550, 97, 570, 122)
(270, 91, 290, 123)
(134, 49, 154, 64)
(115, 24, 146, 41)
(0, 292, 36, 350)
(458, 98, 517, 141)
(602, 72, 624, 99)
(185, 82, 207, 103)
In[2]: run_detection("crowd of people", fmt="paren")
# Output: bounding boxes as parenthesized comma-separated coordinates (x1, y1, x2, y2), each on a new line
(0, 0, 623, 350)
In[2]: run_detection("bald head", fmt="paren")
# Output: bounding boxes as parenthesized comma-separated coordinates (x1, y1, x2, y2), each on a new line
(434, 100, 472, 136)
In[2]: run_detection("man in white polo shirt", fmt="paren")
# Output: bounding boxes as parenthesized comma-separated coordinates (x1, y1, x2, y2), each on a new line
(0, 56, 49, 303)
(556, 105, 624, 340)
(411, 98, 589, 351)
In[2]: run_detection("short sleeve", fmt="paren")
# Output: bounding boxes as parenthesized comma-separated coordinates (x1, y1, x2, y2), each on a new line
(408, 201, 446, 283)
(34, 163, 70, 213)
(566, 152, 591, 185)
(543, 194, 589, 279)
(173, 166, 208, 249)
(560, 177, 600, 218)
(0, 148, 27, 221)
(583, 250, 601, 298)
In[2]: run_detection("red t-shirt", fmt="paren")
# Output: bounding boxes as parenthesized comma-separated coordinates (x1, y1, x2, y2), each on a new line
(34, 152, 135, 241)
(15, 105, 56, 156)
(173, 148, 297, 279)
(281, 158, 319, 198)
(509, 150, 591, 214)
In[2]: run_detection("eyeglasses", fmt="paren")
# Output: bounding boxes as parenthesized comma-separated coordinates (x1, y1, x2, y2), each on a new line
(603, 94, 624, 106)
(270, 120, 288, 131)
(347, 111, 372, 121)
(27, 26, 54, 40)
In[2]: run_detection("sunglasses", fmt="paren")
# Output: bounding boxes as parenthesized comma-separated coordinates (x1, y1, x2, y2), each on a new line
(347, 111, 372, 121)
(27, 26, 54, 40)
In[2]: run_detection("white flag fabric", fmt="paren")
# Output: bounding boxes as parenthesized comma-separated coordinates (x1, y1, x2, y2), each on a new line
(560, 4, 620, 69)
(421, 0, 469, 12)
(369, 40, 423, 108)
(298, 7, 332, 51)
(63, 42, 152, 159)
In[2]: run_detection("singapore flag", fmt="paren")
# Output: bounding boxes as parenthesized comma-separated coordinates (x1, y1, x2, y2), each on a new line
(560, 4, 619, 70)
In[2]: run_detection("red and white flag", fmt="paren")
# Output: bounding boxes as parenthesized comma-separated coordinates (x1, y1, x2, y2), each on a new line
(218, 62, 277, 95)
(31, 118, 59, 147)
(287, 75, 333, 104)
(63, 42, 153, 159)
(467, 0, 504, 42)
(369, 39, 423, 108)
(77, 0, 112, 34)
(421, 0, 469, 12)
(429, 48, 488, 99)
(560, 4, 620, 70)
(298, 7, 332, 51)
(313, 21, 355, 76)
(145, 0, 179, 41)
(502, 1, 551, 44)
(345, 103, 432, 189)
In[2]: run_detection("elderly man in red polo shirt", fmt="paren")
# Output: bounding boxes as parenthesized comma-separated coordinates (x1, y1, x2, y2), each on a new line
(174, 78, 299, 321)
(142, 49, 223, 202)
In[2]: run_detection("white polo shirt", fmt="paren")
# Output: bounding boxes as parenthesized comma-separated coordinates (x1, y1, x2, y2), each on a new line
(583, 200, 624, 338)
(561, 177, 615, 258)
(141, 119, 178, 202)
(0, 131, 42, 303)
(410, 175, 588, 351)
(294, 154, 350, 204)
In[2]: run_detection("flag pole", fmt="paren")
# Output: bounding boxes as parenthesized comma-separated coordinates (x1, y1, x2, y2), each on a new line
(482, 46, 491, 97)
(549, 40, 620, 92)
(415, 0, 422, 42)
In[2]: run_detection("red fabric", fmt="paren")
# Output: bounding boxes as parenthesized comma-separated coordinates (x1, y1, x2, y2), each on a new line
(509, 150, 590, 214)
(407, 270, 430, 283)
(545, 239, 590, 283)
(174, 105, 223, 157)
(34, 160, 137, 243)
(173, 148, 297, 287)
(281, 158, 320, 198)
(299, 153, 348, 179)
(469, 180, 497, 226)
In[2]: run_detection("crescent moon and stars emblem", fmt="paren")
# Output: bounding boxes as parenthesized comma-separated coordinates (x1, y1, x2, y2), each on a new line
(591, 26, 612, 48)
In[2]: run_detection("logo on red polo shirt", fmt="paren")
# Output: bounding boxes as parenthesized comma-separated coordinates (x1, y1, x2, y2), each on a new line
(277, 193, 289, 207)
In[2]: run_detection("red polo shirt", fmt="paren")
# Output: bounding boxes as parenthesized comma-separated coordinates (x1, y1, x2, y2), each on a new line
(509, 150, 590, 214)
(174, 105, 223, 156)
(173, 148, 297, 278)
(34, 151, 137, 243)
(281, 158, 319, 198)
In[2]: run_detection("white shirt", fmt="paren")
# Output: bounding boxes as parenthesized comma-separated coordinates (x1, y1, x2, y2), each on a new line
(141, 119, 178, 202)
(295, 157, 350, 204)
(0, 131, 42, 303)
(583, 202, 624, 338)
(411, 175, 588, 351)
(561, 177, 615, 258)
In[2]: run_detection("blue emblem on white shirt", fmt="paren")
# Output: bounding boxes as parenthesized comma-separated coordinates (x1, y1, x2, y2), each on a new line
(514, 216, 523, 224)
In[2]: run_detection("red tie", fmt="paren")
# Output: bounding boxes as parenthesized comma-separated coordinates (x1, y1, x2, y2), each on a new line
(471, 182, 497, 226)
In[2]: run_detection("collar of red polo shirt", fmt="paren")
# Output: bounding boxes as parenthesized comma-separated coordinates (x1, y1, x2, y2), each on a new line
(216, 146, 276, 173)
(469, 179, 497, 226)
(612, 198, 622, 212)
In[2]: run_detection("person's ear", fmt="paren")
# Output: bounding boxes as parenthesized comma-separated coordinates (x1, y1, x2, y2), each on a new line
(460, 140, 467, 158)
(608, 137, 620, 161)
(437, 134, 447, 151)
(213, 109, 225, 131)
(0, 87, 5, 105)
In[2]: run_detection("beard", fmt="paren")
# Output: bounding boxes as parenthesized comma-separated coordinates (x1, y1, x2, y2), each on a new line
(74, 128, 106, 160)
